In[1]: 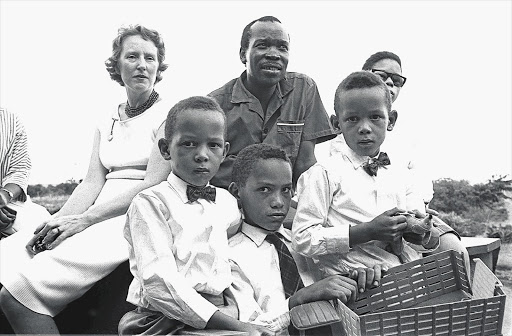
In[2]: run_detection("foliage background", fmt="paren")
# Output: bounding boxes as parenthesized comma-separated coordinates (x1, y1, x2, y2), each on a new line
(28, 176, 512, 239)
(429, 176, 512, 242)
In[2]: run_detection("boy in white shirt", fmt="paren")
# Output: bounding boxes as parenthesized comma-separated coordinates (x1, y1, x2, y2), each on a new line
(227, 143, 383, 335)
(329, 51, 470, 273)
(293, 71, 442, 277)
(119, 96, 271, 335)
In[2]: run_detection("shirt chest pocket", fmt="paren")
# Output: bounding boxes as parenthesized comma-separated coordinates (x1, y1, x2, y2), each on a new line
(274, 119, 305, 162)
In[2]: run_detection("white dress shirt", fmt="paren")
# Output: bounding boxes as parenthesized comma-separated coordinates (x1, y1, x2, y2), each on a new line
(227, 223, 317, 335)
(329, 131, 435, 202)
(293, 143, 428, 275)
(124, 172, 241, 329)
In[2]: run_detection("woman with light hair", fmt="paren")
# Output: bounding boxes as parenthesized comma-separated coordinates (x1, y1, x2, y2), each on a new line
(0, 25, 173, 333)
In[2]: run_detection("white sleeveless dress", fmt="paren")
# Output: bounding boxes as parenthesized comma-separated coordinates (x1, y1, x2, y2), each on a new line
(0, 100, 169, 316)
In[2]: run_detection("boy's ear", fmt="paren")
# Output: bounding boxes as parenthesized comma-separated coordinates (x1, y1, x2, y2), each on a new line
(158, 138, 172, 161)
(228, 182, 242, 209)
(387, 110, 398, 131)
(239, 48, 247, 65)
(330, 114, 340, 131)
(223, 142, 230, 159)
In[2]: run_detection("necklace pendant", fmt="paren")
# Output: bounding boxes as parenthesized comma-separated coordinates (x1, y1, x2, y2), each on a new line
(107, 134, 113, 141)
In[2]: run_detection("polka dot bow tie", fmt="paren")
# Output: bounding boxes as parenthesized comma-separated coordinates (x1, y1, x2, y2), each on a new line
(186, 185, 216, 203)
(363, 152, 391, 176)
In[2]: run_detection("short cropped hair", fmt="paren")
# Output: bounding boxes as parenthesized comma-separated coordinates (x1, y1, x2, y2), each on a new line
(105, 25, 168, 86)
(240, 16, 283, 61)
(334, 71, 392, 116)
(232, 144, 291, 187)
(362, 51, 402, 71)
(164, 96, 226, 140)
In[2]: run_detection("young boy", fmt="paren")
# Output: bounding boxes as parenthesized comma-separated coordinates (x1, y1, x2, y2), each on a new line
(292, 71, 440, 277)
(118, 96, 271, 335)
(227, 143, 383, 335)
(330, 52, 470, 273)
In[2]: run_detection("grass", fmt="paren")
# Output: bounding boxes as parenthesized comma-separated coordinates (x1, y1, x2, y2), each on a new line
(31, 195, 70, 215)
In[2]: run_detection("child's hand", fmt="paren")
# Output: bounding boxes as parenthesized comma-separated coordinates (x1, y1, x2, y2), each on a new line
(367, 208, 408, 242)
(291, 274, 358, 306)
(349, 264, 388, 293)
(425, 203, 440, 217)
(246, 324, 275, 336)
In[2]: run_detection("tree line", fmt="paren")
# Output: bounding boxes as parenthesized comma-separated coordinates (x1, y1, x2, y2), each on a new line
(27, 176, 511, 241)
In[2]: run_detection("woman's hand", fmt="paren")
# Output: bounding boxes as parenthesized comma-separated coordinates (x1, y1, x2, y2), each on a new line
(25, 214, 93, 254)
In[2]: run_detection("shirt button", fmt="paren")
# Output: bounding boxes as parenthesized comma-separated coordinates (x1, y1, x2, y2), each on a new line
(262, 128, 268, 135)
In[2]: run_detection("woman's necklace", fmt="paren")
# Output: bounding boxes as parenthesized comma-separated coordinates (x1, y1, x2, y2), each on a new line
(125, 90, 159, 118)
(108, 90, 159, 141)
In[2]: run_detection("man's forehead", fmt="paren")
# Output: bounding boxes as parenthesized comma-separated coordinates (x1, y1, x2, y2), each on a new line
(250, 21, 289, 41)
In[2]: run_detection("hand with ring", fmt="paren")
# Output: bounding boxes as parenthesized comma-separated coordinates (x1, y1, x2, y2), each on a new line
(26, 214, 93, 254)
(29, 226, 61, 254)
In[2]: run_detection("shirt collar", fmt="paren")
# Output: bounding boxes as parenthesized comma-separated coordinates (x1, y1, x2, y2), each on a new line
(167, 172, 189, 203)
(230, 71, 294, 104)
(340, 144, 391, 172)
(339, 143, 371, 170)
(167, 172, 214, 204)
(240, 221, 288, 247)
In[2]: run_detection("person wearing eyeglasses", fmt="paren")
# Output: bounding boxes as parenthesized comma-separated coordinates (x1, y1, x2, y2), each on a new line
(329, 51, 470, 275)
(329, 51, 405, 137)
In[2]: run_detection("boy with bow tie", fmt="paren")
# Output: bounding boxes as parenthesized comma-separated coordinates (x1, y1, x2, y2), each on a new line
(292, 71, 441, 278)
(119, 96, 272, 335)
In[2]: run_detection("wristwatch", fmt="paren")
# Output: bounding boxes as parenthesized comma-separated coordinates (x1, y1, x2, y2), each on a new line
(0, 188, 14, 202)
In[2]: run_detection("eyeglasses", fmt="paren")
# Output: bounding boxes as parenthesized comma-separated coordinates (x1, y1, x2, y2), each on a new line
(371, 69, 407, 87)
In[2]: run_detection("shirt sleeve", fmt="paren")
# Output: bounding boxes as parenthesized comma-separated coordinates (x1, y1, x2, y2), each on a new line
(226, 260, 290, 333)
(292, 165, 350, 257)
(2, 114, 31, 201)
(126, 193, 219, 329)
(301, 78, 336, 144)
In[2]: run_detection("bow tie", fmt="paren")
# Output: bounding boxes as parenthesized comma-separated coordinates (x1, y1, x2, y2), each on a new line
(186, 185, 216, 203)
(363, 152, 390, 176)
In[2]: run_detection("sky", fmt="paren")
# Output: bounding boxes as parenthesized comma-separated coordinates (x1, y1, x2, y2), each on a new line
(1, 0, 511, 185)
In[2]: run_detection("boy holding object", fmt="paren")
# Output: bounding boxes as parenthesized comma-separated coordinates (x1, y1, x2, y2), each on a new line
(227, 144, 383, 335)
(293, 71, 440, 278)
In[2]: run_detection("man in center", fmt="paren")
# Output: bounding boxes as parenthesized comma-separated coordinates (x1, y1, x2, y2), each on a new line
(209, 16, 336, 189)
